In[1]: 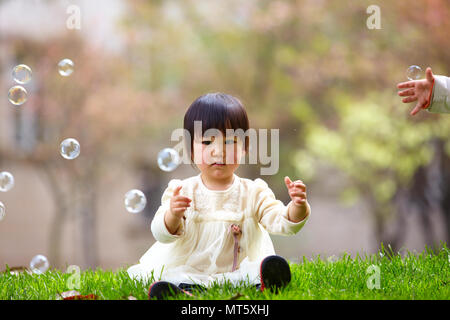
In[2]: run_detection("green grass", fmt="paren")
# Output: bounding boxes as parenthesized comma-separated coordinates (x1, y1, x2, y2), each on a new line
(1, 244, 449, 300)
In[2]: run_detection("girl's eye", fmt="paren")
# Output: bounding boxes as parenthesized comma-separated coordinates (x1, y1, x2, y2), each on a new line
(202, 139, 236, 145)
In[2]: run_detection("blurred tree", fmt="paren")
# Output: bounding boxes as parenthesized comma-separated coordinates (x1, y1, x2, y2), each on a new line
(0, 35, 161, 268)
(124, 0, 450, 251)
(1, 0, 449, 267)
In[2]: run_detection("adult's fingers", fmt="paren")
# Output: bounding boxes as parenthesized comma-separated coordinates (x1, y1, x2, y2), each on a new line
(425, 67, 434, 83)
(398, 88, 415, 97)
(410, 102, 424, 116)
(402, 96, 418, 103)
(397, 81, 415, 89)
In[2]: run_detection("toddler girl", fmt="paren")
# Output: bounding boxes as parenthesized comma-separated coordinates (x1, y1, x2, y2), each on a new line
(127, 93, 311, 299)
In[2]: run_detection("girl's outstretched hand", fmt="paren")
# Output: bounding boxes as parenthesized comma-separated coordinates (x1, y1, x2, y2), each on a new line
(169, 185, 191, 219)
(397, 67, 435, 116)
(284, 176, 307, 207)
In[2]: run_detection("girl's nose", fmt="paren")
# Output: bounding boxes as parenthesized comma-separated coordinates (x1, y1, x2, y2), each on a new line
(211, 142, 224, 157)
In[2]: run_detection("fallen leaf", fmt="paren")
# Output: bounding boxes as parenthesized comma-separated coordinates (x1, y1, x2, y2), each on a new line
(56, 290, 81, 300)
(229, 293, 244, 300)
(56, 291, 99, 300)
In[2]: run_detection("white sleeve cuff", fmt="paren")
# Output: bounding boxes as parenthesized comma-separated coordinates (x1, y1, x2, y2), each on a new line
(150, 207, 185, 243)
(279, 201, 311, 234)
(428, 75, 450, 114)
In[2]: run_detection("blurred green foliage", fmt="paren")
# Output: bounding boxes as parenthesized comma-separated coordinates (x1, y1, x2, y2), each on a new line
(2, 0, 449, 253)
(123, 0, 450, 207)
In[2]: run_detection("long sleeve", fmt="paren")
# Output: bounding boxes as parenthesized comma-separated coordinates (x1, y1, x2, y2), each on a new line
(150, 179, 186, 243)
(253, 178, 310, 236)
(428, 75, 450, 114)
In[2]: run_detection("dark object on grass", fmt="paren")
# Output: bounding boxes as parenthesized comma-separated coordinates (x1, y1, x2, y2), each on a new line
(148, 281, 192, 300)
(259, 255, 291, 292)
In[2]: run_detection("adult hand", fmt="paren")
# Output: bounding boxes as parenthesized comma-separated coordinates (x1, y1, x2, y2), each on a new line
(397, 67, 435, 116)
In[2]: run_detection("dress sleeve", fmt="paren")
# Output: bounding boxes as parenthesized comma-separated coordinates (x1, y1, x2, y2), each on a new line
(428, 75, 450, 114)
(150, 178, 186, 243)
(253, 178, 311, 236)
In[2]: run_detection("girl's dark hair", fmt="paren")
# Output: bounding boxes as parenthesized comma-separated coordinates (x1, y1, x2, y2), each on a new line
(183, 92, 249, 166)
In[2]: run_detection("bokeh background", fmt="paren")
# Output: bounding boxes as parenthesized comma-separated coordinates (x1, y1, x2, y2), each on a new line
(0, 0, 449, 271)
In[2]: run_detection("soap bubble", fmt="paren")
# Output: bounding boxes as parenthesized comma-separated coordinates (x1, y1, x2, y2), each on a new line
(0, 201, 5, 221)
(0, 171, 15, 192)
(30, 255, 49, 274)
(124, 189, 147, 213)
(60, 138, 80, 160)
(406, 65, 423, 81)
(8, 85, 28, 106)
(58, 58, 74, 76)
(12, 64, 32, 84)
(157, 148, 180, 172)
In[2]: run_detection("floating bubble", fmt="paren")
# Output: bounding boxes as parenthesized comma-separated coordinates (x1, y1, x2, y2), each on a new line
(58, 58, 74, 76)
(12, 64, 32, 84)
(124, 189, 147, 213)
(8, 85, 28, 106)
(0, 201, 5, 221)
(60, 138, 80, 160)
(30, 255, 49, 274)
(406, 65, 423, 81)
(157, 148, 180, 172)
(0, 171, 15, 192)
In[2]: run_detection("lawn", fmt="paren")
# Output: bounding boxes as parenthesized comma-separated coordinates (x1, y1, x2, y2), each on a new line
(1, 244, 449, 300)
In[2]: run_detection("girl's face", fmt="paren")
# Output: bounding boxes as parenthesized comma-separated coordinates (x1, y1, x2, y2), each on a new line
(192, 132, 245, 182)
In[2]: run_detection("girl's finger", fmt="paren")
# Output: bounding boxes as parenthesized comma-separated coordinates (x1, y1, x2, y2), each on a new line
(293, 183, 306, 190)
(398, 89, 415, 97)
(174, 196, 191, 203)
(290, 192, 306, 198)
(173, 201, 190, 208)
(172, 206, 189, 212)
(295, 199, 306, 205)
(173, 185, 182, 196)
(397, 81, 415, 89)
(284, 176, 293, 188)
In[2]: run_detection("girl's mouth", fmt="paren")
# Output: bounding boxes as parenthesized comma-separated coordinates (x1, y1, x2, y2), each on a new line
(212, 163, 225, 166)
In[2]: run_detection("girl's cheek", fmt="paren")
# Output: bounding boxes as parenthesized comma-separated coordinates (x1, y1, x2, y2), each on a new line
(193, 144, 204, 165)
(202, 145, 215, 165)
(226, 145, 239, 164)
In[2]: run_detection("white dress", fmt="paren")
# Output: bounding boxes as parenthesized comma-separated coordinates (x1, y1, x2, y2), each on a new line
(127, 173, 311, 287)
